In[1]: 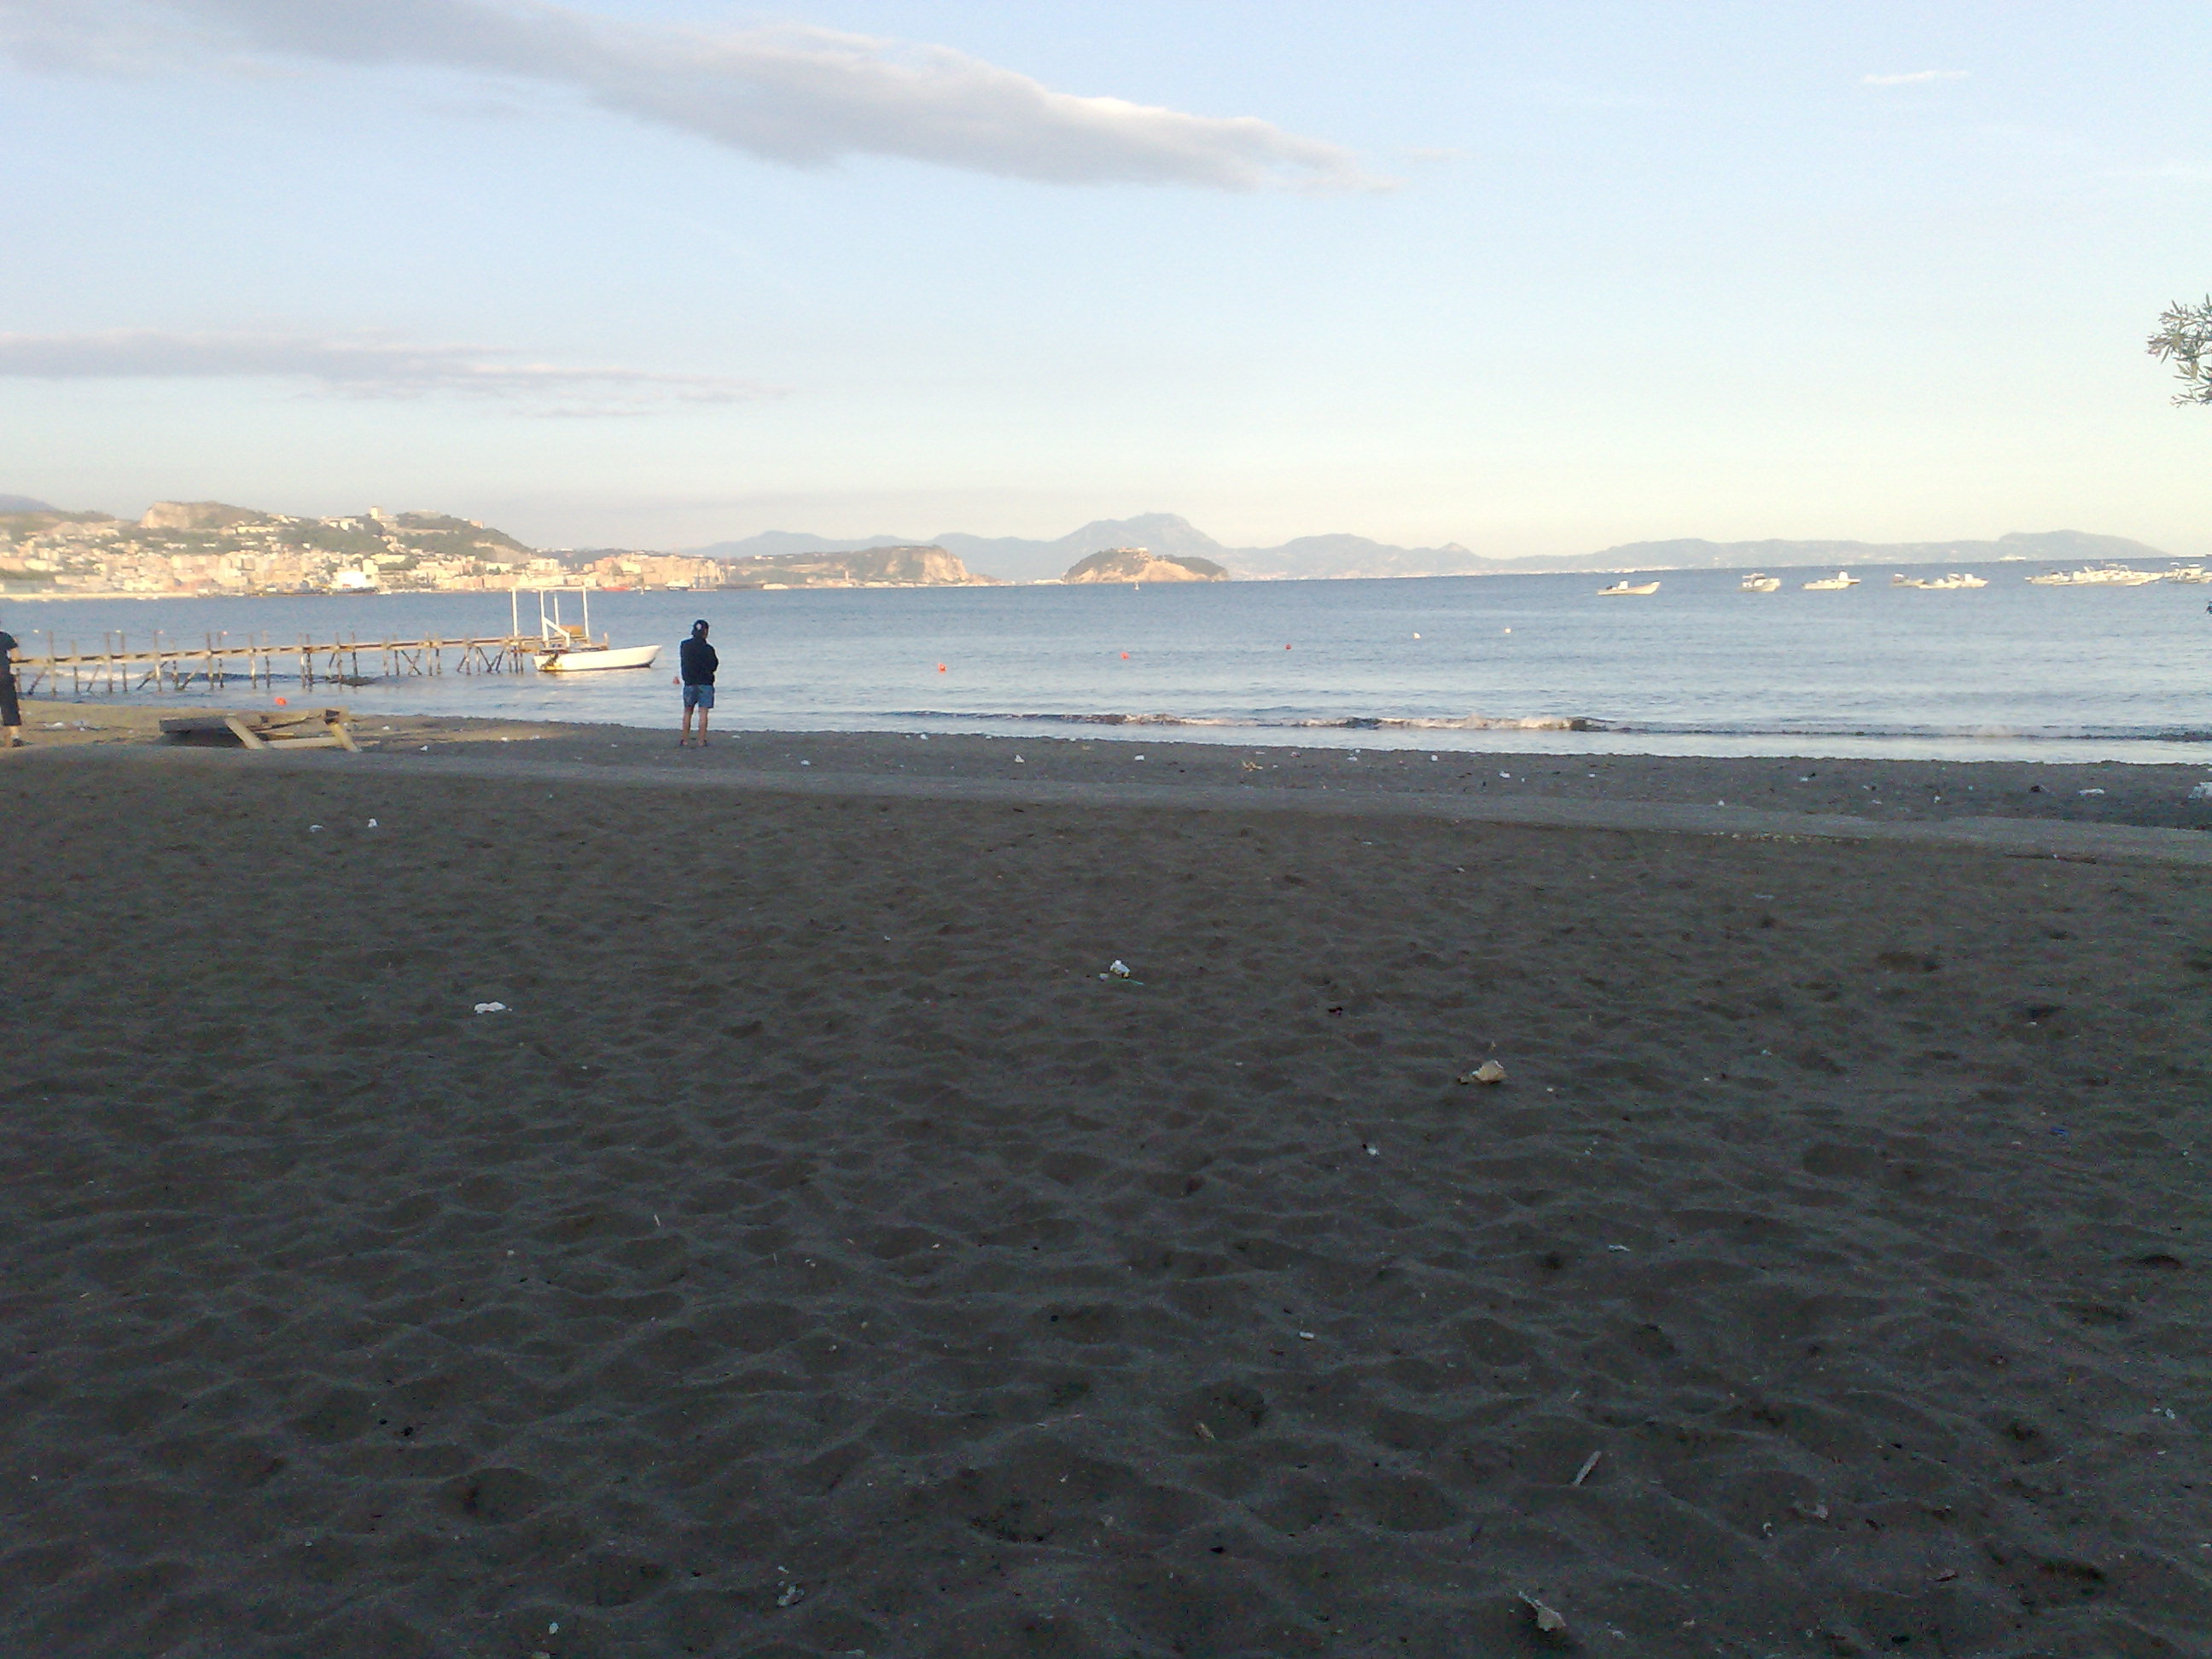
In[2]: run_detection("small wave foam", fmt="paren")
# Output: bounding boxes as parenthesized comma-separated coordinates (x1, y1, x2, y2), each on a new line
(890, 710, 1601, 731)
(888, 709, 2212, 744)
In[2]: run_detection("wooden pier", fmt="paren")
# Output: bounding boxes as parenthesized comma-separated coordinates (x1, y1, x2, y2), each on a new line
(11, 630, 542, 697)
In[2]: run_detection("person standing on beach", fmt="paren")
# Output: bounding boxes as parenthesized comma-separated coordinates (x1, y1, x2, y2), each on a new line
(0, 626, 23, 748)
(678, 619, 718, 748)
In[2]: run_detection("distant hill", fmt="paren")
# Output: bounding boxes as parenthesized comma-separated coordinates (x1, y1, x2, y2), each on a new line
(0, 494, 57, 515)
(2, 497, 544, 595)
(1, 507, 115, 533)
(142, 500, 263, 531)
(1592, 529, 2172, 571)
(678, 517, 2180, 583)
(717, 545, 992, 588)
(692, 529, 917, 562)
(692, 513, 1501, 583)
(1062, 546, 1229, 584)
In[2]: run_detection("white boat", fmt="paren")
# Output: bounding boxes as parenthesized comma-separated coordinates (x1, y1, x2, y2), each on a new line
(540, 642, 662, 672)
(512, 586, 663, 672)
(1739, 573, 1781, 592)
(2163, 565, 2212, 584)
(2025, 563, 2163, 587)
(1895, 572, 1986, 590)
(1802, 571, 1860, 590)
(1597, 579, 1661, 596)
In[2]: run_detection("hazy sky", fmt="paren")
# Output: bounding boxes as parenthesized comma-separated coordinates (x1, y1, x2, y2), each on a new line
(5, 1, 2211, 553)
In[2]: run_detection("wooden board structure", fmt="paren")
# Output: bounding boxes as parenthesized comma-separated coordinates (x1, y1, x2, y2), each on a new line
(160, 707, 359, 752)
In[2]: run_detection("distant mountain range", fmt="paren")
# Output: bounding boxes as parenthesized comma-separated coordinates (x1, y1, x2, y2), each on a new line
(690, 516, 2171, 582)
(690, 513, 1493, 583)
(11, 491, 2175, 584)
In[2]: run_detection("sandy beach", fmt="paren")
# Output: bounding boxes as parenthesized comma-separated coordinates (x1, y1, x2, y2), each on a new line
(3, 712, 2208, 1656)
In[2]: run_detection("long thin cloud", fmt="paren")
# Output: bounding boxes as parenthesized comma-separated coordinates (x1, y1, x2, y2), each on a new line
(0, 329, 773, 413)
(1861, 70, 1969, 86)
(0, 0, 1378, 190)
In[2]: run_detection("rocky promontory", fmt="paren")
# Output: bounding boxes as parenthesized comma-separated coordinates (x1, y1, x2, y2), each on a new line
(1062, 545, 1229, 584)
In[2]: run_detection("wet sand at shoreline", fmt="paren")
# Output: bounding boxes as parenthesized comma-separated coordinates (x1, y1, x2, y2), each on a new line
(2, 731, 2209, 1656)
(18, 696, 2212, 830)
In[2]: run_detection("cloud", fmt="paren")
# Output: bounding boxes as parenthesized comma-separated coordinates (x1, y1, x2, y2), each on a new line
(0, 0, 1378, 191)
(1861, 69, 1970, 86)
(0, 329, 776, 413)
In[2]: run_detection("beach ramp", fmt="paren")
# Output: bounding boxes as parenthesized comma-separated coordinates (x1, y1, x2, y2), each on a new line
(159, 707, 359, 752)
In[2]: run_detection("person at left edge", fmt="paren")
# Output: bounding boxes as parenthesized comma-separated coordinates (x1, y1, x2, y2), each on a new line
(0, 626, 23, 748)
(678, 619, 718, 748)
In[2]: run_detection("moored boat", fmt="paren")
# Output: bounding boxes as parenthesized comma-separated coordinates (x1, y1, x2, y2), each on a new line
(539, 642, 662, 672)
(1597, 579, 1661, 596)
(513, 586, 663, 673)
(1802, 571, 1859, 590)
(1739, 573, 1781, 592)
(2025, 563, 2163, 586)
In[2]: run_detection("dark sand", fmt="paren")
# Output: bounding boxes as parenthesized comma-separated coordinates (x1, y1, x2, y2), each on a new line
(3, 721, 2209, 1657)
(20, 696, 2212, 829)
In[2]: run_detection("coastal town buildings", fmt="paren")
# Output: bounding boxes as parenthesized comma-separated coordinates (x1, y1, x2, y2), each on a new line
(2, 501, 1000, 596)
(0, 501, 569, 597)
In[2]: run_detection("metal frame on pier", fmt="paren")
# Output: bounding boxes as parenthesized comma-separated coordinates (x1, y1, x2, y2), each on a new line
(10, 629, 542, 696)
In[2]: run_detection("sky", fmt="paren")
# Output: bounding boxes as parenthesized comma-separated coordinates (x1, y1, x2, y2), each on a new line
(3, 0, 2212, 556)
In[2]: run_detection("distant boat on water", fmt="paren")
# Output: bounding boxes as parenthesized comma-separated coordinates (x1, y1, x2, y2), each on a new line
(1739, 573, 1781, 592)
(1802, 572, 1860, 591)
(1894, 572, 1987, 590)
(1597, 579, 1661, 596)
(2025, 564, 2164, 586)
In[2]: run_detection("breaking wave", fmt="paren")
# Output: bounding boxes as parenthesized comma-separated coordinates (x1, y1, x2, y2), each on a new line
(888, 709, 2212, 742)
(890, 710, 1602, 731)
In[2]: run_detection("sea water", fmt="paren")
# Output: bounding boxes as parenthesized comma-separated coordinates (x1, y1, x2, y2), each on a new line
(9, 565, 2212, 762)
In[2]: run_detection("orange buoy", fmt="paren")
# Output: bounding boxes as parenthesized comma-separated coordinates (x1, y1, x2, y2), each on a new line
(274, 696, 288, 706)
(1120, 652, 1130, 660)
(936, 663, 946, 672)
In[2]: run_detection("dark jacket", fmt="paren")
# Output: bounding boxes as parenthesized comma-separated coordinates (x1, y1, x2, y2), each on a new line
(678, 635, 718, 685)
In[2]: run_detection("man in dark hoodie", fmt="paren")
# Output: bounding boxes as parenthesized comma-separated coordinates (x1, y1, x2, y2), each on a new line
(0, 625, 22, 748)
(677, 619, 718, 748)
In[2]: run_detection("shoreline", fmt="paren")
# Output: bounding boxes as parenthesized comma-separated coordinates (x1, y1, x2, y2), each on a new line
(15, 690, 2212, 771)
(15, 698, 2212, 832)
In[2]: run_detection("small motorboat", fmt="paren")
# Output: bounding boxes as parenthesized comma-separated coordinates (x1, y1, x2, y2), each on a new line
(1740, 573, 1781, 592)
(1802, 571, 1859, 591)
(540, 641, 662, 672)
(2026, 564, 2163, 586)
(1597, 579, 1661, 596)
(514, 585, 662, 672)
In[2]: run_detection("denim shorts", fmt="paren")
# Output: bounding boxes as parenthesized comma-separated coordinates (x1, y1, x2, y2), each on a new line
(682, 683, 715, 709)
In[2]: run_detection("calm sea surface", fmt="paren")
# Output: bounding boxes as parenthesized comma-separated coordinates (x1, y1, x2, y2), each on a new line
(10, 566, 2212, 762)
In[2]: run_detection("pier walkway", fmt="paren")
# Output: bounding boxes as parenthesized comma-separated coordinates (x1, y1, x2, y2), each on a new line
(9, 630, 541, 696)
